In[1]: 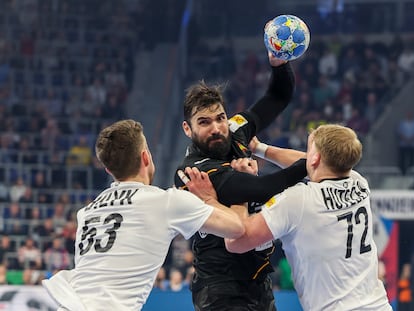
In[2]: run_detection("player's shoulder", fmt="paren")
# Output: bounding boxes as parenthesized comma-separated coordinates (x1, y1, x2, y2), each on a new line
(179, 156, 230, 172)
(266, 182, 308, 205)
(285, 181, 309, 195)
(136, 185, 195, 205)
(165, 187, 205, 207)
(350, 169, 369, 185)
(228, 111, 255, 133)
(271, 180, 311, 203)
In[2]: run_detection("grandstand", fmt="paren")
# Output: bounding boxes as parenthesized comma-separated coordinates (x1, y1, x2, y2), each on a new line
(0, 0, 143, 283)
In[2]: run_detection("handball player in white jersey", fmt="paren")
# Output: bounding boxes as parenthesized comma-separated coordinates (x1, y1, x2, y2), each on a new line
(225, 124, 392, 311)
(42, 119, 244, 311)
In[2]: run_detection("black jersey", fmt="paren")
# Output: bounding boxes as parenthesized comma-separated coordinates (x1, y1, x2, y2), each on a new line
(174, 63, 306, 291)
(175, 111, 308, 291)
(175, 112, 276, 290)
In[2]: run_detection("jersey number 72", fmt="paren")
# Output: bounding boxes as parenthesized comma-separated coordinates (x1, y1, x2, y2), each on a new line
(337, 206, 372, 259)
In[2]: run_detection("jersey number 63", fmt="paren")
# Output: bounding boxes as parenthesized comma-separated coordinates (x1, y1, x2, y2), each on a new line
(78, 213, 124, 255)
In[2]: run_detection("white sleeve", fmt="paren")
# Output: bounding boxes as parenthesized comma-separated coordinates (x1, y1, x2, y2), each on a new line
(260, 184, 305, 240)
(166, 188, 214, 239)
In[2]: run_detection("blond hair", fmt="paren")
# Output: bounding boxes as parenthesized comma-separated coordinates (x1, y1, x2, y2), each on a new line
(95, 120, 144, 180)
(311, 124, 362, 174)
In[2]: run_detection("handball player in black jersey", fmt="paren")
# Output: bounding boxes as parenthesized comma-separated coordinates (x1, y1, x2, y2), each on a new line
(174, 52, 307, 311)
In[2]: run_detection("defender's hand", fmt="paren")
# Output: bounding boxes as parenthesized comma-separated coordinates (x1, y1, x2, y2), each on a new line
(178, 167, 218, 204)
(231, 158, 258, 176)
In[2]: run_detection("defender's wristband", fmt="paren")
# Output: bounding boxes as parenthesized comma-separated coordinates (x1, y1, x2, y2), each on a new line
(253, 142, 268, 159)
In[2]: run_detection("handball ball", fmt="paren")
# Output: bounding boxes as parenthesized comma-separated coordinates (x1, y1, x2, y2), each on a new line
(264, 15, 310, 61)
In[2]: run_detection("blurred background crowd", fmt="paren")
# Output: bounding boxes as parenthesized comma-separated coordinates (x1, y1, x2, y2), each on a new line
(0, 0, 413, 308)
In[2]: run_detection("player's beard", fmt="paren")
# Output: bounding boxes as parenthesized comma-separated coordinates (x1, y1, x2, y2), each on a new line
(192, 132, 231, 160)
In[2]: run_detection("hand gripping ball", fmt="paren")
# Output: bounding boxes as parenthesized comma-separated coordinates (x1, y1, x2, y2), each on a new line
(264, 15, 310, 61)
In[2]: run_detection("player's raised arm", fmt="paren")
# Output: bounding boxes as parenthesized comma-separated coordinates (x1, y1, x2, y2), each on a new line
(247, 53, 295, 132)
(249, 14, 310, 133)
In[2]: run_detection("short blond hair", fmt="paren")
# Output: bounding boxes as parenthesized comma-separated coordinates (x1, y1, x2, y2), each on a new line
(311, 124, 362, 174)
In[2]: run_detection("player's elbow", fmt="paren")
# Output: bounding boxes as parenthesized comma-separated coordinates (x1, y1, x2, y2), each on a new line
(220, 211, 245, 239)
(228, 221, 245, 239)
(203, 217, 245, 239)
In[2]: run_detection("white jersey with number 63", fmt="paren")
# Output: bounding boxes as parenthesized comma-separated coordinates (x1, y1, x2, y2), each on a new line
(43, 181, 213, 311)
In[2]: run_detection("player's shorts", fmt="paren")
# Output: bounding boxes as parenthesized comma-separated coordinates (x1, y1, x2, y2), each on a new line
(192, 276, 276, 311)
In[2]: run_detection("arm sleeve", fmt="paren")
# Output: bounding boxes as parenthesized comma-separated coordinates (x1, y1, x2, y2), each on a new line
(212, 158, 307, 206)
(247, 62, 295, 132)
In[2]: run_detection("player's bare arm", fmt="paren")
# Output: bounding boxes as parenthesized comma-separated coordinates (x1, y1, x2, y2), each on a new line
(179, 167, 245, 239)
(225, 213, 273, 254)
(249, 136, 306, 168)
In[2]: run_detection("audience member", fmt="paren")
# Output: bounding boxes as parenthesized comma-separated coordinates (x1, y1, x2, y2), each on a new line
(3, 202, 27, 235)
(397, 111, 414, 174)
(9, 177, 27, 203)
(66, 135, 92, 166)
(346, 107, 370, 137)
(86, 77, 107, 108)
(17, 237, 42, 270)
(51, 202, 68, 235)
(43, 237, 71, 273)
(16, 136, 37, 164)
(166, 235, 193, 277)
(154, 266, 168, 290)
(40, 118, 61, 152)
(19, 186, 34, 203)
(32, 218, 57, 249)
(61, 218, 77, 255)
(363, 91, 380, 127)
(318, 45, 338, 78)
(386, 58, 406, 93)
(0, 234, 18, 269)
(32, 171, 49, 189)
(22, 265, 43, 285)
(398, 43, 414, 77)
(398, 263, 412, 311)
(26, 205, 43, 228)
(166, 268, 185, 292)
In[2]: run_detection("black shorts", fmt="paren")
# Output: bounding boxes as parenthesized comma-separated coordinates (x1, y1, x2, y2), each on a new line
(192, 276, 276, 311)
